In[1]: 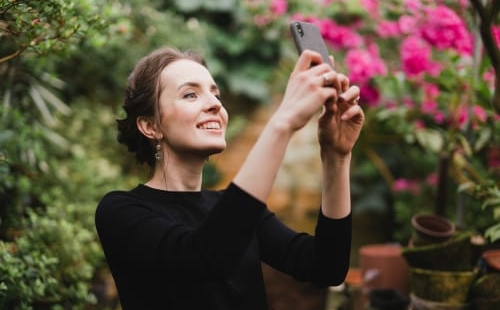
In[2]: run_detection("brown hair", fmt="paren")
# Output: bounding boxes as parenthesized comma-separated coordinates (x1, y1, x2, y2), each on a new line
(117, 47, 206, 168)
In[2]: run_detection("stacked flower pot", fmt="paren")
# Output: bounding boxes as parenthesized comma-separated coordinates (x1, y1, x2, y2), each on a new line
(401, 214, 477, 310)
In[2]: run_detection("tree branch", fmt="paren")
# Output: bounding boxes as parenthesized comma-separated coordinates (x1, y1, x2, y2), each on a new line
(469, 0, 500, 113)
(0, 48, 23, 64)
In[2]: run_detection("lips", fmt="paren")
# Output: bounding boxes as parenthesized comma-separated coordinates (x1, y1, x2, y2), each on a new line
(197, 121, 221, 130)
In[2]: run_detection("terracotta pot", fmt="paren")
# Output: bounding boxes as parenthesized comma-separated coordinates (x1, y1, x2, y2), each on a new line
(481, 249, 500, 271)
(411, 214, 455, 246)
(359, 244, 410, 296)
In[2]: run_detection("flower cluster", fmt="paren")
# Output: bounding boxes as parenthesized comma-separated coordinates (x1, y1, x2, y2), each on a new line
(243, 0, 499, 241)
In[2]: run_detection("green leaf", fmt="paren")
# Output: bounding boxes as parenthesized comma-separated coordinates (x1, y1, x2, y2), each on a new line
(458, 181, 475, 193)
(174, 0, 204, 12)
(485, 223, 500, 243)
(415, 128, 444, 153)
(474, 127, 492, 151)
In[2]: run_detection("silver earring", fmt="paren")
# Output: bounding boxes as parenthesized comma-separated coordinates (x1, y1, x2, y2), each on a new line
(154, 142, 162, 161)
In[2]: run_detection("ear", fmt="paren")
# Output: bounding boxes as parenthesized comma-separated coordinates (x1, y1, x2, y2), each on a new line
(136, 116, 162, 140)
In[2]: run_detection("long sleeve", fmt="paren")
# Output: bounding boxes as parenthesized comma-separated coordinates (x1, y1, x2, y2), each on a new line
(258, 209, 351, 287)
(95, 183, 266, 280)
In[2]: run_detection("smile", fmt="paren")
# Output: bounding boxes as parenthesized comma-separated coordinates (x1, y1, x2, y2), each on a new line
(197, 121, 221, 130)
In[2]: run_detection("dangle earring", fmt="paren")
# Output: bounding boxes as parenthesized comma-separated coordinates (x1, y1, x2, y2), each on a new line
(154, 142, 162, 161)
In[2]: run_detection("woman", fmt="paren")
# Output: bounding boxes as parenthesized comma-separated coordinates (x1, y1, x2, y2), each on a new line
(95, 46, 364, 310)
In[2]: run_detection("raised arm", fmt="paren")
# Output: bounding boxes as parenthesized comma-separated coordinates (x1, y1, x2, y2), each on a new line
(318, 73, 364, 219)
(233, 50, 343, 201)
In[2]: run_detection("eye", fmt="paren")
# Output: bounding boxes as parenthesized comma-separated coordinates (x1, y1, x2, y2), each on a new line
(183, 92, 197, 100)
(215, 94, 222, 102)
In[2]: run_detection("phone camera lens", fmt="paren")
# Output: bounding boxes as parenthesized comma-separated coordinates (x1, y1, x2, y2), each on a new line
(295, 23, 304, 36)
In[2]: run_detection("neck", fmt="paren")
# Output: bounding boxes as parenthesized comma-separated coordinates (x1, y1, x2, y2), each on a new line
(146, 155, 205, 191)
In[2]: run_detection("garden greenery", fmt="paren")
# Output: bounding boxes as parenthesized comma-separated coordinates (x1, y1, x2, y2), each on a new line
(0, 0, 499, 308)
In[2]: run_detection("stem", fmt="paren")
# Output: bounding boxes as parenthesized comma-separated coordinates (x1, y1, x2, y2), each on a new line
(435, 152, 449, 216)
(469, 0, 500, 113)
(364, 146, 395, 189)
(0, 49, 23, 64)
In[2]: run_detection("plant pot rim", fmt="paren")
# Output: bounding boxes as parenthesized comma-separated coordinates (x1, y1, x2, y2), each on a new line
(411, 214, 455, 238)
(410, 293, 470, 308)
(410, 267, 476, 276)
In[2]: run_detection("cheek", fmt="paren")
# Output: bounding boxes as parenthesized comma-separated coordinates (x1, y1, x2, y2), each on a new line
(160, 107, 195, 136)
(222, 108, 229, 127)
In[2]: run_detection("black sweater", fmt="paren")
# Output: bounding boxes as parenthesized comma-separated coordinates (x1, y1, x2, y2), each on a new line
(95, 182, 351, 310)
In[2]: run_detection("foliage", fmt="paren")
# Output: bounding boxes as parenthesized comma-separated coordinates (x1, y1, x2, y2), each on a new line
(236, 0, 500, 243)
(0, 0, 130, 308)
(0, 207, 102, 310)
(1, 0, 254, 307)
(0, 240, 59, 310)
(0, 0, 498, 307)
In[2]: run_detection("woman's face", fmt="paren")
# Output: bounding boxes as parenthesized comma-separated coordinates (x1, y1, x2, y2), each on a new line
(157, 59, 228, 158)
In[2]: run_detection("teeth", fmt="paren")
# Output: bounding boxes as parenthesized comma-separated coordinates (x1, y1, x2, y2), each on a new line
(198, 122, 220, 130)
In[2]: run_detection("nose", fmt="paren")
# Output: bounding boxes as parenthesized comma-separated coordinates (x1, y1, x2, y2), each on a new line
(204, 94, 222, 113)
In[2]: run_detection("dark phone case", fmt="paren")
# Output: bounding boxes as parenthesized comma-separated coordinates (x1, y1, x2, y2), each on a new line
(289, 20, 332, 68)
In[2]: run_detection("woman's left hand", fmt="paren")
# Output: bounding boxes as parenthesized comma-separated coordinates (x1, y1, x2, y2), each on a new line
(317, 73, 364, 157)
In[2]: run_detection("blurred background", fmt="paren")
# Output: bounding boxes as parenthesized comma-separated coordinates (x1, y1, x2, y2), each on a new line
(1, 0, 499, 309)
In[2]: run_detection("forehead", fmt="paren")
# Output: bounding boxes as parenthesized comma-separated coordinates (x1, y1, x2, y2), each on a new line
(160, 59, 215, 89)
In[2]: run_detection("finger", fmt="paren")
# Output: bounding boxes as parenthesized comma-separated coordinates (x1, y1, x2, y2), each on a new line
(322, 71, 342, 91)
(294, 50, 324, 72)
(341, 104, 364, 121)
(337, 73, 350, 93)
(329, 55, 335, 68)
(339, 85, 360, 103)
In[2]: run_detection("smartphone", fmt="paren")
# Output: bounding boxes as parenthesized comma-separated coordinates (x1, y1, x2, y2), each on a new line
(289, 20, 332, 68)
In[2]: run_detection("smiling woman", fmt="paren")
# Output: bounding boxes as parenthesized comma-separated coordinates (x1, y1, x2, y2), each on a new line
(95, 46, 364, 310)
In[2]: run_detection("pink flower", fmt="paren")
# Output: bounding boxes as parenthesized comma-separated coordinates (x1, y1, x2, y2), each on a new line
(376, 20, 401, 38)
(483, 68, 496, 90)
(433, 110, 446, 124)
(404, 0, 422, 13)
(492, 26, 500, 49)
(393, 178, 421, 195)
(359, 83, 381, 107)
(424, 83, 440, 99)
(270, 0, 287, 16)
(488, 147, 500, 169)
(419, 5, 473, 55)
(400, 36, 441, 77)
(360, 0, 380, 18)
(345, 44, 387, 84)
(414, 119, 426, 129)
(403, 97, 415, 109)
(398, 15, 418, 35)
(453, 104, 488, 130)
(425, 173, 438, 186)
(393, 178, 411, 192)
(421, 100, 437, 114)
(319, 19, 363, 49)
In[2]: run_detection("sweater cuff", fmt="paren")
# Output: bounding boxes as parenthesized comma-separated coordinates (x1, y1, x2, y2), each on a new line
(316, 209, 352, 236)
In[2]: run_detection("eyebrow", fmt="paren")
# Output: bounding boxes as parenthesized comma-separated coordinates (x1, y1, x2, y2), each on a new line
(177, 82, 219, 93)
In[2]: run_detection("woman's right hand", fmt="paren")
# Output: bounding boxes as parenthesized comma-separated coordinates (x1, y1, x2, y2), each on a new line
(232, 50, 344, 202)
(273, 50, 341, 132)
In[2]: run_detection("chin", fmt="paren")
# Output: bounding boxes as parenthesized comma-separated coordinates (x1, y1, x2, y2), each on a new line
(199, 142, 226, 156)
(209, 144, 226, 155)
